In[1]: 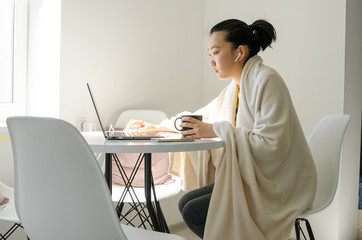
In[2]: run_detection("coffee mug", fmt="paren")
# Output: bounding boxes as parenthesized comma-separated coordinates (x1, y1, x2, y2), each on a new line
(174, 115, 203, 137)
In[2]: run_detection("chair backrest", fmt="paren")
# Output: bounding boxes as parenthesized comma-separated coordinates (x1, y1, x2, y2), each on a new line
(6, 116, 128, 240)
(115, 110, 168, 128)
(308, 114, 350, 213)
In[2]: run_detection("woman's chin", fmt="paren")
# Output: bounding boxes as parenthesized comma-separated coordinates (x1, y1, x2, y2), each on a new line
(217, 76, 229, 81)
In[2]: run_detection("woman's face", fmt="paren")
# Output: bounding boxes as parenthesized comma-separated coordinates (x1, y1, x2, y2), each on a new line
(208, 31, 241, 81)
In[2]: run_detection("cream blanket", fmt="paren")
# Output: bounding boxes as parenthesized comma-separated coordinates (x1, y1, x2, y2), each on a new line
(163, 56, 317, 240)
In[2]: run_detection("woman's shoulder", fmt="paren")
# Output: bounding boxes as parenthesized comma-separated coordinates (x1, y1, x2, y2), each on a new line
(252, 61, 285, 88)
(246, 56, 282, 81)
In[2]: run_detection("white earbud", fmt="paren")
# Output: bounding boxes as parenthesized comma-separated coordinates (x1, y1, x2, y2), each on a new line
(234, 52, 241, 62)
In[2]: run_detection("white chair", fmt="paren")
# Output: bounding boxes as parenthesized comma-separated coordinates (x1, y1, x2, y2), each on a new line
(6, 116, 185, 240)
(0, 181, 27, 240)
(294, 114, 350, 240)
(113, 110, 182, 230)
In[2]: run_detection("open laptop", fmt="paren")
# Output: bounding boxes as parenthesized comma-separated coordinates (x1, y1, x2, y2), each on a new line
(87, 83, 163, 140)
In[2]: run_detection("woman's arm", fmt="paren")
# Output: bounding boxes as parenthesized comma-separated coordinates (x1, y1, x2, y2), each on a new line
(125, 119, 176, 133)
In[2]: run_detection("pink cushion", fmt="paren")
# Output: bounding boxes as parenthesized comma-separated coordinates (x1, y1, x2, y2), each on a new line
(112, 153, 173, 187)
(0, 190, 9, 205)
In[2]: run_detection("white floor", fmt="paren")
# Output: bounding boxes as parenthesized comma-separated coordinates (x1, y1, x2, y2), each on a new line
(172, 227, 299, 240)
(0, 222, 200, 240)
(173, 227, 199, 240)
(3, 212, 362, 240)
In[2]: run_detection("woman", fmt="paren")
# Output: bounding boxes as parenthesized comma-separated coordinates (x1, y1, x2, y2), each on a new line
(129, 19, 317, 240)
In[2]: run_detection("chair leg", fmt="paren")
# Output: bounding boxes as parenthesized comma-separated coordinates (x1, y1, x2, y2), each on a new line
(0, 223, 30, 240)
(294, 218, 315, 240)
(116, 202, 124, 218)
(0, 223, 22, 239)
(294, 219, 300, 240)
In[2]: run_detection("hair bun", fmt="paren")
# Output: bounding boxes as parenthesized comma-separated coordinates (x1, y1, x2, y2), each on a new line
(250, 20, 276, 50)
(248, 24, 258, 37)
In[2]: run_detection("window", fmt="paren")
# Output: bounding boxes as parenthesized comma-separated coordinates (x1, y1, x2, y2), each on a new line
(0, 0, 28, 122)
(0, 1, 14, 103)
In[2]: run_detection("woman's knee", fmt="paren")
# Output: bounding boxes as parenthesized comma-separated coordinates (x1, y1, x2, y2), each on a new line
(178, 191, 192, 213)
(178, 184, 214, 213)
(181, 200, 204, 223)
(180, 198, 210, 239)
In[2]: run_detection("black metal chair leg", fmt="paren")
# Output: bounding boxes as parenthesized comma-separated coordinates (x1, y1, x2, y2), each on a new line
(116, 202, 124, 218)
(294, 219, 301, 240)
(294, 218, 315, 240)
(0, 223, 30, 240)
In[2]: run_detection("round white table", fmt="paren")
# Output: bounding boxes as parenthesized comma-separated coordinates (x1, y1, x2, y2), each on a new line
(82, 131, 224, 153)
(82, 131, 224, 233)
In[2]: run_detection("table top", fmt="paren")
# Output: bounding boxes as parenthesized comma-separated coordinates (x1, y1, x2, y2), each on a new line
(82, 131, 224, 153)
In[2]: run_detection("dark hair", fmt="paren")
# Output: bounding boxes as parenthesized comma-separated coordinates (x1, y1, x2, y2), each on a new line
(210, 19, 276, 58)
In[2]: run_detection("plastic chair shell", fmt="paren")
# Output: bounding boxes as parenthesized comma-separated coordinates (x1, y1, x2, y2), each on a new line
(6, 116, 185, 240)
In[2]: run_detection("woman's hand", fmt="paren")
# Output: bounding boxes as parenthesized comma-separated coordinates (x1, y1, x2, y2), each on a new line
(126, 119, 153, 130)
(179, 117, 217, 139)
(125, 119, 175, 133)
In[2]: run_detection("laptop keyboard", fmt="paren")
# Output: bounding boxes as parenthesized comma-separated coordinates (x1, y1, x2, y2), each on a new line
(111, 131, 142, 137)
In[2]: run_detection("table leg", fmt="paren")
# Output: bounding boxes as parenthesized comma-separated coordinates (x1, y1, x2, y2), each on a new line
(105, 153, 112, 194)
(144, 153, 160, 231)
(144, 153, 169, 233)
(106, 152, 169, 233)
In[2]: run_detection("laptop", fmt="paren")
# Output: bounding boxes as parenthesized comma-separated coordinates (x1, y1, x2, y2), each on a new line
(87, 83, 163, 140)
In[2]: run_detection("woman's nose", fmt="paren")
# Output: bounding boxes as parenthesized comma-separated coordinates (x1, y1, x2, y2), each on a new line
(210, 59, 215, 67)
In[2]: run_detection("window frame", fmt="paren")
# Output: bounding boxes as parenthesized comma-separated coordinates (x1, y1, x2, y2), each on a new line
(0, 0, 28, 123)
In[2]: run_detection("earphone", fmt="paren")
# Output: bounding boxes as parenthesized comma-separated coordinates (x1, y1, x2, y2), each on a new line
(234, 52, 241, 62)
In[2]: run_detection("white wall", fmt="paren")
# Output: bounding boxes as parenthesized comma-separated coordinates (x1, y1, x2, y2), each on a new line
(60, 0, 205, 127)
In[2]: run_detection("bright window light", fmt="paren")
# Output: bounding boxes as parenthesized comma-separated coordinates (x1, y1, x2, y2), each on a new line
(0, 0, 28, 123)
(0, 0, 14, 103)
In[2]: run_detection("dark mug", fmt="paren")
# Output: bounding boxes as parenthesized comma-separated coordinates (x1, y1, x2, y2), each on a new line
(174, 115, 203, 137)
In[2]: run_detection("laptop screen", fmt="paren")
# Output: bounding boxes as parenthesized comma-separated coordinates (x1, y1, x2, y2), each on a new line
(87, 83, 108, 139)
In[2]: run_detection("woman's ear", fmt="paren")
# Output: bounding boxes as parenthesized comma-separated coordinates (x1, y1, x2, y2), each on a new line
(237, 45, 249, 61)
